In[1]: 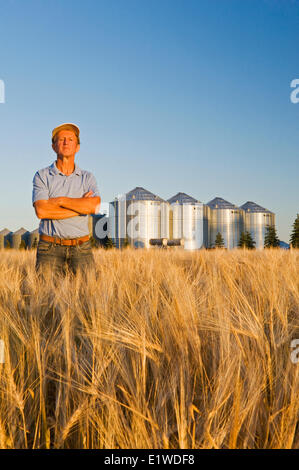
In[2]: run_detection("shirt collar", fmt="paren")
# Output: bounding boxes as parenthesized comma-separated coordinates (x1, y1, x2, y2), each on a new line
(49, 161, 81, 176)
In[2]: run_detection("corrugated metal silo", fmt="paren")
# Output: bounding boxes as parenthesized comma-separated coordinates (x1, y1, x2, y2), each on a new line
(0, 228, 12, 249)
(11, 227, 30, 249)
(207, 197, 244, 249)
(167, 192, 209, 250)
(240, 201, 275, 249)
(109, 187, 169, 248)
(109, 194, 127, 248)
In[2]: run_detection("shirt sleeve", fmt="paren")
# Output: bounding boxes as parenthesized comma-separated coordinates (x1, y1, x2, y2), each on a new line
(86, 172, 100, 198)
(32, 171, 49, 205)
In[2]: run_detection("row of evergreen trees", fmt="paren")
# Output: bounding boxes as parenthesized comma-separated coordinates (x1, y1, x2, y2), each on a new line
(213, 227, 274, 249)
(213, 215, 299, 249)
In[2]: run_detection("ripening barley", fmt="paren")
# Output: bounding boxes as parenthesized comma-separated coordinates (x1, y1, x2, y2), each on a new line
(0, 248, 298, 449)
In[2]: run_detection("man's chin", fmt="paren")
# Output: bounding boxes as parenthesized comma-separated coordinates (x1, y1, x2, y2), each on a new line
(59, 153, 74, 158)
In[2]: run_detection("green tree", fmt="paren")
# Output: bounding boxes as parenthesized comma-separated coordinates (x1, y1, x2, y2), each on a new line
(238, 231, 255, 249)
(238, 232, 247, 249)
(290, 214, 299, 248)
(214, 232, 225, 248)
(264, 225, 280, 248)
(245, 231, 256, 249)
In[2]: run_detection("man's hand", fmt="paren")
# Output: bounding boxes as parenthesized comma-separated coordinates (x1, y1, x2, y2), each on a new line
(83, 191, 93, 198)
(50, 191, 93, 206)
(49, 196, 64, 205)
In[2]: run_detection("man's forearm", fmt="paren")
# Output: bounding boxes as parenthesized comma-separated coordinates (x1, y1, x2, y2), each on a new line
(58, 196, 101, 215)
(35, 200, 82, 220)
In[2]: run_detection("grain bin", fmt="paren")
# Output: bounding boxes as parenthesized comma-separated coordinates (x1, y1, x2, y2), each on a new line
(109, 187, 169, 248)
(240, 201, 275, 249)
(207, 197, 244, 249)
(167, 192, 209, 250)
(11, 227, 30, 249)
(109, 194, 127, 248)
(0, 228, 12, 249)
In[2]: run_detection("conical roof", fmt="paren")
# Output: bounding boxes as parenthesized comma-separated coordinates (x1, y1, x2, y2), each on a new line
(167, 192, 200, 204)
(30, 228, 39, 234)
(126, 187, 165, 202)
(207, 197, 238, 210)
(240, 201, 273, 214)
(0, 228, 12, 236)
(13, 227, 29, 235)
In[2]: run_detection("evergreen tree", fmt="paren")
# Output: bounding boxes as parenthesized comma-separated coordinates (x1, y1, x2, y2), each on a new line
(290, 214, 299, 248)
(214, 232, 225, 248)
(239, 231, 256, 249)
(245, 231, 256, 249)
(238, 232, 247, 249)
(264, 225, 280, 248)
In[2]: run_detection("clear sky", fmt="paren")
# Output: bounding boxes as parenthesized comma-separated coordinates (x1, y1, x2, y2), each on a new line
(0, 0, 298, 242)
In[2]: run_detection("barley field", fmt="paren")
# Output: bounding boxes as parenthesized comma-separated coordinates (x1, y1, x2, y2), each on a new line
(0, 248, 298, 449)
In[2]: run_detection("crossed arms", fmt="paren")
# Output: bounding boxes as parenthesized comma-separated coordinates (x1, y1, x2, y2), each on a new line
(34, 191, 101, 220)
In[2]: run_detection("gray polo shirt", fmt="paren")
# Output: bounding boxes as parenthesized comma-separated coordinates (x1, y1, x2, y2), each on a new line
(32, 161, 100, 239)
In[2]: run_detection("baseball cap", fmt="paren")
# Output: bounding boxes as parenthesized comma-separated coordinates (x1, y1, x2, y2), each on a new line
(52, 123, 80, 144)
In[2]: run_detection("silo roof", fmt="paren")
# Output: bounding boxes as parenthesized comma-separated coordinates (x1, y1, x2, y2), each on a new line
(207, 197, 239, 210)
(13, 227, 29, 235)
(126, 187, 165, 202)
(30, 228, 40, 234)
(167, 192, 200, 204)
(240, 201, 274, 214)
(0, 228, 12, 236)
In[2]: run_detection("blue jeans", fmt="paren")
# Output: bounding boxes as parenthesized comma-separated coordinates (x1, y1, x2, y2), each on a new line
(35, 239, 95, 277)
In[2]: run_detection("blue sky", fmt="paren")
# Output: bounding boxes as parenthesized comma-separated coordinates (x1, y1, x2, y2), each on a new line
(0, 0, 298, 241)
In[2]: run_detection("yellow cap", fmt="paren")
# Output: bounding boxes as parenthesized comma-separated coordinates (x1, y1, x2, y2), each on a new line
(52, 123, 80, 143)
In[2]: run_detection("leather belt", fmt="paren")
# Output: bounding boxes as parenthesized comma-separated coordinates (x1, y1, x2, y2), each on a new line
(40, 234, 90, 246)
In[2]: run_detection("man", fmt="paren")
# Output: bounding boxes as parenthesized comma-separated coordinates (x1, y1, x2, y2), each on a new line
(32, 123, 101, 276)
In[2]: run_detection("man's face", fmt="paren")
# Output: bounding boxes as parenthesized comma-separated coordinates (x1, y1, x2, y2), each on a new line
(52, 130, 80, 157)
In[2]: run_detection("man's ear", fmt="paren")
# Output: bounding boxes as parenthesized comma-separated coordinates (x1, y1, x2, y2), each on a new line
(76, 144, 80, 153)
(52, 143, 56, 152)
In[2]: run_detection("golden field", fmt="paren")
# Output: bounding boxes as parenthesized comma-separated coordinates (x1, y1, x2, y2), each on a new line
(0, 248, 298, 449)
